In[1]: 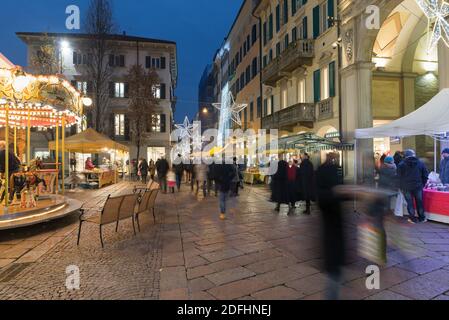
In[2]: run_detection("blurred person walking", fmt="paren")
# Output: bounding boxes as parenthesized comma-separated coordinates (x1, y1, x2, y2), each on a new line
(156, 157, 169, 193)
(271, 160, 289, 212)
(194, 162, 209, 197)
(299, 153, 315, 215)
(397, 149, 429, 224)
(215, 162, 235, 221)
(231, 157, 241, 197)
(287, 160, 300, 215)
(173, 154, 184, 191)
(316, 153, 344, 300)
(149, 160, 156, 181)
(138, 158, 149, 184)
(378, 156, 398, 191)
(208, 162, 218, 197)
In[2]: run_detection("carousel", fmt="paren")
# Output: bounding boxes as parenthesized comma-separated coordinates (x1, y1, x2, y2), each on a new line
(0, 64, 89, 230)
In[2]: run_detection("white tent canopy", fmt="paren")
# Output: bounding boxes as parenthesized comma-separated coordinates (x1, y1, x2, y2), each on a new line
(356, 89, 449, 139)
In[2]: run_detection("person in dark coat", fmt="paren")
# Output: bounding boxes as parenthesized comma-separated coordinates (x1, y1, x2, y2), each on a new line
(207, 162, 218, 196)
(299, 153, 315, 215)
(156, 157, 169, 193)
(138, 158, 149, 184)
(286, 160, 300, 215)
(393, 151, 404, 167)
(440, 148, 449, 185)
(215, 162, 235, 220)
(378, 156, 398, 191)
(173, 154, 184, 191)
(397, 149, 429, 224)
(316, 152, 344, 300)
(271, 160, 289, 212)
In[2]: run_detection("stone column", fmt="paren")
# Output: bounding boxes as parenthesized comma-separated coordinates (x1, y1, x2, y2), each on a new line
(341, 61, 375, 184)
(438, 42, 449, 153)
(402, 72, 417, 151)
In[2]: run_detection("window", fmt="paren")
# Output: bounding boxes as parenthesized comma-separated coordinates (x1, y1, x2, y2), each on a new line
(247, 35, 251, 51)
(292, 27, 298, 42)
(263, 21, 268, 46)
(292, 0, 297, 16)
(284, 34, 289, 51)
(115, 83, 126, 98)
(283, 0, 289, 25)
(76, 81, 88, 95)
(282, 88, 288, 109)
(269, 14, 274, 40)
(302, 16, 308, 39)
(313, 5, 320, 39)
(269, 49, 273, 62)
(276, 42, 281, 57)
(150, 114, 161, 132)
(298, 79, 306, 103)
(263, 98, 268, 116)
(252, 57, 258, 78)
(329, 61, 336, 97)
(115, 114, 125, 136)
(246, 66, 251, 84)
(109, 54, 125, 67)
(263, 55, 268, 68)
(152, 84, 161, 99)
(252, 24, 257, 45)
(313, 69, 321, 103)
(322, 65, 329, 100)
(257, 97, 262, 118)
(73, 52, 82, 65)
(250, 101, 254, 122)
(321, 2, 329, 34)
(276, 5, 281, 32)
(244, 40, 247, 56)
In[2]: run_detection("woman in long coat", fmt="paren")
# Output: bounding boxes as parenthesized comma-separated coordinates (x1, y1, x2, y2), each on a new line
(270, 160, 289, 211)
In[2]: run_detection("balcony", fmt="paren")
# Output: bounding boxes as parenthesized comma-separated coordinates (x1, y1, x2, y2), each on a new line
(262, 39, 315, 86)
(317, 98, 334, 121)
(262, 102, 316, 130)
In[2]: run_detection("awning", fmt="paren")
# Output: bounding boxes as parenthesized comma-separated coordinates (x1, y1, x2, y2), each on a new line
(270, 133, 354, 153)
(356, 89, 449, 139)
(49, 128, 129, 153)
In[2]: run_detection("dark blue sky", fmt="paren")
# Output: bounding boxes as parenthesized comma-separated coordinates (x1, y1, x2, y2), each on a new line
(0, 0, 242, 123)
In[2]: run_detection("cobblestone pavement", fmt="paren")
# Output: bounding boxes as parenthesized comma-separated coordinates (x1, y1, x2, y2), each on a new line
(1, 181, 449, 300)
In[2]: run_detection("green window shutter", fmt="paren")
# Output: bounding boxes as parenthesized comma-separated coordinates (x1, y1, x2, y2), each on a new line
(292, 0, 297, 16)
(284, 0, 289, 24)
(292, 27, 297, 42)
(313, 69, 321, 103)
(269, 14, 274, 39)
(313, 5, 320, 39)
(328, 0, 335, 28)
(329, 61, 336, 97)
(263, 21, 267, 46)
(276, 5, 280, 32)
(303, 16, 308, 39)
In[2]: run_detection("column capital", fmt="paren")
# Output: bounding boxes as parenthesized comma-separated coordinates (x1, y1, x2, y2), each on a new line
(340, 61, 375, 77)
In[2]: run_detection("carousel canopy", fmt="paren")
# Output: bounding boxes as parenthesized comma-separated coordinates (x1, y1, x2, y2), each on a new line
(48, 128, 129, 154)
(356, 89, 449, 139)
(0, 65, 83, 128)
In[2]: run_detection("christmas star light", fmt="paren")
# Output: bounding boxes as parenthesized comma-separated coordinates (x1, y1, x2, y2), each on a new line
(416, 0, 449, 52)
(212, 92, 248, 126)
(174, 116, 194, 139)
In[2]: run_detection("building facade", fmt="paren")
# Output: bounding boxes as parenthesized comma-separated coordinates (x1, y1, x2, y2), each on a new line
(206, 0, 449, 181)
(198, 64, 219, 132)
(17, 32, 177, 162)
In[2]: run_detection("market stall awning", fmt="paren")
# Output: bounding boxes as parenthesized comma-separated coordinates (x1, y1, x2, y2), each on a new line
(49, 128, 129, 153)
(356, 89, 449, 139)
(272, 133, 354, 153)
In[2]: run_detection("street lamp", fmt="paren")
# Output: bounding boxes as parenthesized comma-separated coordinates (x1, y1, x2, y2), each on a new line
(82, 97, 93, 107)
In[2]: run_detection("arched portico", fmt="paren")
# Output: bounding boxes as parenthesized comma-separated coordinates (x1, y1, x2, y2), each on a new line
(339, 0, 449, 183)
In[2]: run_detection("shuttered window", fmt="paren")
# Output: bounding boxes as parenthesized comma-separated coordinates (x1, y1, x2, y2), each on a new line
(313, 5, 320, 39)
(329, 61, 336, 97)
(313, 70, 321, 103)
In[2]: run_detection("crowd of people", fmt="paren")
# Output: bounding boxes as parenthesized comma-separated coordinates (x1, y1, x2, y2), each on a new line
(270, 153, 317, 215)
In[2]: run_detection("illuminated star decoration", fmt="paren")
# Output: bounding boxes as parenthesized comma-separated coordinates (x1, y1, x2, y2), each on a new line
(416, 0, 449, 52)
(212, 92, 248, 126)
(174, 116, 194, 139)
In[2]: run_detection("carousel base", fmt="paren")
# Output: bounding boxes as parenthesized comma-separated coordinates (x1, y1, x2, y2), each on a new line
(0, 195, 82, 231)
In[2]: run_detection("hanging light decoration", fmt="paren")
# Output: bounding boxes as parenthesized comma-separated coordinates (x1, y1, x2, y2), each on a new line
(416, 0, 449, 52)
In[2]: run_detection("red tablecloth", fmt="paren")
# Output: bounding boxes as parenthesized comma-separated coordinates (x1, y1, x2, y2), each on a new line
(424, 189, 449, 216)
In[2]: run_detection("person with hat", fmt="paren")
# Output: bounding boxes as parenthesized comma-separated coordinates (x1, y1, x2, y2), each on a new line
(378, 156, 398, 191)
(440, 148, 449, 185)
(397, 149, 429, 224)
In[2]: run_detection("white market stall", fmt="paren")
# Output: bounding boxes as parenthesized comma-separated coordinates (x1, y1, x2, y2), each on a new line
(355, 89, 449, 223)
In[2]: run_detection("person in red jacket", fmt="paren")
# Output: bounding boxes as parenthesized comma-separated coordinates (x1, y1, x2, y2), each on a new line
(85, 157, 96, 170)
